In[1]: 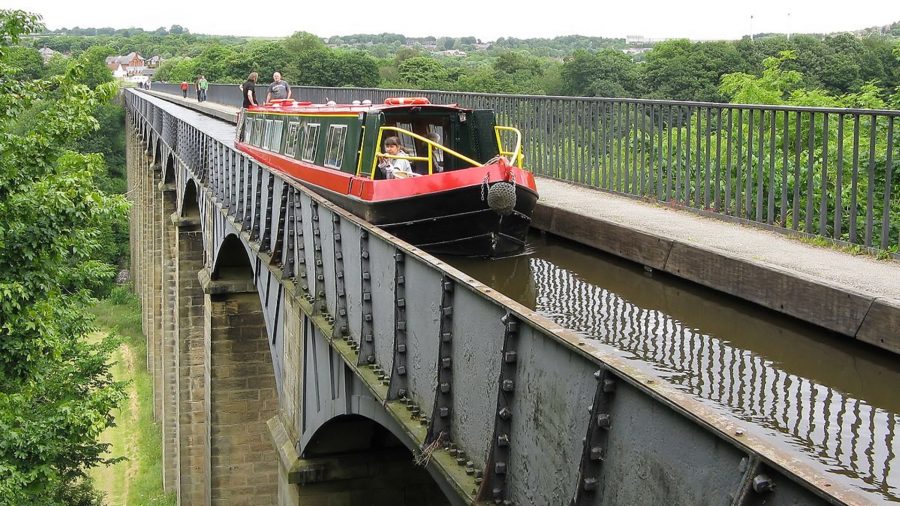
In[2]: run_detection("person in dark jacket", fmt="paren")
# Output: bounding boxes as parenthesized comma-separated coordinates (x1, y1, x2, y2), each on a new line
(240, 72, 258, 108)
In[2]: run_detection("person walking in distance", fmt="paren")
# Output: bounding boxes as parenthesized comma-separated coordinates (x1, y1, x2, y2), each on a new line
(180, 81, 188, 98)
(265, 72, 291, 103)
(198, 75, 209, 102)
(241, 72, 258, 108)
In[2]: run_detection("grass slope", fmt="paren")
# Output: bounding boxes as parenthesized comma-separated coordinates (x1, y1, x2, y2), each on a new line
(88, 288, 175, 506)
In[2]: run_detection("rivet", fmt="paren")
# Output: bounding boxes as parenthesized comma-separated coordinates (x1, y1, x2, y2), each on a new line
(367, 354, 375, 364)
(316, 274, 324, 281)
(363, 292, 371, 301)
(505, 320, 517, 332)
(334, 233, 341, 241)
(336, 271, 344, 279)
(397, 365, 406, 376)
(442, 306, 453, 317)
(361, 251, 369, 259)
(394, 252, 404, 262)
(397, 321, 406, 330)
(338, 308, 346, 316)
(502, 379, 515, 392)
(583, 477, 597, 491)
(318, 290, 325, 298)
(364, 333, 373, 342)
(439, 407, 449, 417)
(441, 332, 452, 342)
(497, 433, 510, 447)
(504, 351, 517, 363)
(440, 382, 450, 393)
(336, 251, 343, 259)
(362, 271, 370, 280)
(495, 462, 507, 475)
(442, 280, 454, 292)
(364, 313, 372, 322)
(397, 275, 405, 285)
(397, 298, 406, 307)
(596, 413, 611, 429)
(397, 343, 407, 353)
(456, 457, 466, 466)
(498, 407, 511, 420)
(315, 259, 322, 266)
(398, 388, 407, 397)
(360, 230, 368, 238)
(441, 357, 452, 368)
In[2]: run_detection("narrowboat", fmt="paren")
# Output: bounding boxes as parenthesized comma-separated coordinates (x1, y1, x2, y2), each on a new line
(234, 97, 538, 257)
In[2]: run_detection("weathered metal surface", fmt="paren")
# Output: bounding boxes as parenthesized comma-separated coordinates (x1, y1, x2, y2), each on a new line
(126, 89, 886, 505)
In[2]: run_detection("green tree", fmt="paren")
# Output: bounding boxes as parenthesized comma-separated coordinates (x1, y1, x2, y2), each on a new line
(283, 31, 326, 54)
(397, 56, 449, 89)
(0, 10, 127, 504)
(0, 45, 43, 79)
(560, 49, 641, 98)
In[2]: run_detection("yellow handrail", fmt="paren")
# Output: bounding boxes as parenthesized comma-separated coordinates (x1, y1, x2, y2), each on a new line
(366, 126, 483, 179)
(494, 126, 524, 168)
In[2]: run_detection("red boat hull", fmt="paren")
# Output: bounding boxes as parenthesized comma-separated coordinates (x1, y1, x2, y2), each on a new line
(235, 141, 538, 257)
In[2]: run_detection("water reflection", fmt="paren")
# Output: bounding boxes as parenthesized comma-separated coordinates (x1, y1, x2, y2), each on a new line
(446, 232, 900, 501)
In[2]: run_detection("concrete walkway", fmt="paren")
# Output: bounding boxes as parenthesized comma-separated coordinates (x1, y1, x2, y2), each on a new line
(534, 178, 900, 354)
(142, 89, 900, 355)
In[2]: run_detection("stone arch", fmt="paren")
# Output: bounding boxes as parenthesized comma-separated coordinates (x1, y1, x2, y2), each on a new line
(300, 414, 451, 505)
(212, 233, 254, 281)
(180, 179, 200, 219)
(163, 153, 176, 184)
(153, 136, 162, 166)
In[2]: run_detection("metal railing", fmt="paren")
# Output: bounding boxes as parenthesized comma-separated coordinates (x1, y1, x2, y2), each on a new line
(151, 83, 900, 254)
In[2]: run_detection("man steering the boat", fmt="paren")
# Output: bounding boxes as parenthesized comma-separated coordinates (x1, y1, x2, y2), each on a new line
(378, 136, 418, 179)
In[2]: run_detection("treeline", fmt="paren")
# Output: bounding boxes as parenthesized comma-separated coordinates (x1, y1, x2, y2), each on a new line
(25, 25, 900, 105)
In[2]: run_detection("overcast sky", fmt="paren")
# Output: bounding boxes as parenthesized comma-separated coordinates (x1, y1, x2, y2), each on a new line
(3, 0, 899, 42)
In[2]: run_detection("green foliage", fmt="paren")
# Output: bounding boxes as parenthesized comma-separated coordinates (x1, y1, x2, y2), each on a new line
(0, 10, 127, 504)
(560, 49, 641, 97)
(0, 45, 43, 79)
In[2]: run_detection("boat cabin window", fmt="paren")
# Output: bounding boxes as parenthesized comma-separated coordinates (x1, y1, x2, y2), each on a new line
(284, 121, 300, 157)
(395, 121, 417, 156)
(324, 125, 348, 169)
(242, 116, 254, 144)
(252, 117, 264, 145)
(301, 123, 320, 163)
(269, 120, 284, 152)
(262, 120, 273, 149)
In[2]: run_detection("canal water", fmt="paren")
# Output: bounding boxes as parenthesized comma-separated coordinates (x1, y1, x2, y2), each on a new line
(445, 231, 900, 502)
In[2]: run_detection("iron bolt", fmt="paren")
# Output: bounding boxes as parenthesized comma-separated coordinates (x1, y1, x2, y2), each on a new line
(590, 446, 605, 461)
(596, 413, 611, 429)
(583, 477, 598, 491)
(439, 407, 449, 418)
(440, 382, 451, 393)
(498, 407, 512, 420)
(502, 379, 515, 392)
(752, 474, 775, 494)
(398, 343, 406, 353)
(495, 462, 507, 475)
(497, 434, 510, 447)
(504, 351, 517, 363)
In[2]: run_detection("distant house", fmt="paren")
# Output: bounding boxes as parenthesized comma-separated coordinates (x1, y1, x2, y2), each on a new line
(105, 52, 163, 84)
